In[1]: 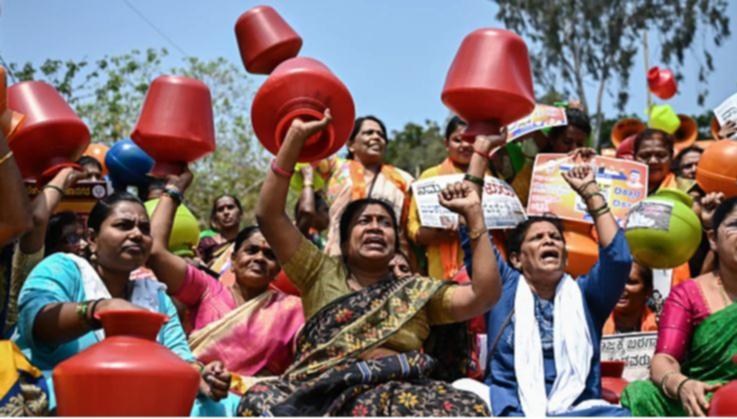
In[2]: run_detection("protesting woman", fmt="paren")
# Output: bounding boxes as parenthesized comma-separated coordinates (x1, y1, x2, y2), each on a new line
(238, 110, 503, 416)
(197, 194, 243, 273)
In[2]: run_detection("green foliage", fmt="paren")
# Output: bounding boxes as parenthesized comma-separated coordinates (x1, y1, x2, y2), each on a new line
(384, 119, 447, 177)
(6, 49, 267, 224)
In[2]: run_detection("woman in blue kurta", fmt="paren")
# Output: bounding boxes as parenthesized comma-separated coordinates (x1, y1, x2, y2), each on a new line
(459, 146, 633, 416)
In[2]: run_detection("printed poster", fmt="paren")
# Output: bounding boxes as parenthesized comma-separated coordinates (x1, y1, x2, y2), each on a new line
(411, 174, 526, 230)
(600, 332, 658, 382)
(506, 104, 568, 142)
(714, 91, 737, 126)
(25, 180, 110, 214)
(526, 154, 648, 226)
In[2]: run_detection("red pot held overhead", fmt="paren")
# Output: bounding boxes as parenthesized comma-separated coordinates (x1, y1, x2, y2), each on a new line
(131, 75, 216, 176)
(0, 66, 25, 140)
(251, 57, 355, 162)
(7, 81, 89, 182)
(53, 310, 200, 416)
(647, 67, 677, 100)
(235, 5, 303, 75)
(442, 28, 535, 139)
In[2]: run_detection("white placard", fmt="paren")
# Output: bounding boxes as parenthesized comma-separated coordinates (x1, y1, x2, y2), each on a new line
(714, 92, 737, 126)
(600, 332, 658, 382)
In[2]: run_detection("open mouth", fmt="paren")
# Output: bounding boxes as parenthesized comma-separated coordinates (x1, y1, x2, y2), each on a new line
(363, 235, 387, 249)
(540, 249, 560, 263)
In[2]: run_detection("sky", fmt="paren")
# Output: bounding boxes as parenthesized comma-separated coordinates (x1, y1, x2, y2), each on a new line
(1, 0, 736, 135)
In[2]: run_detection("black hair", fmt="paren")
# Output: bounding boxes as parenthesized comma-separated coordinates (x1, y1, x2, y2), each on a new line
(294, 191, 328, 220)
(209, 194, 243, 224)
(444, 115, 467, 141)
(634, 128, 675, 158)
(632, 262, 653, 291)
(712, 196, 737, 234)
(672, 145, 704, 174)
(346, 116, 388, 160)
(45, 211, 80, 256)
(77, 155, 103, 171)
(232, 225, 262, 256)
(338, 198, 399, 251)
(88, 192, 145, 233)
(549, 108, 592, 140)
(507, 216, 566, 258)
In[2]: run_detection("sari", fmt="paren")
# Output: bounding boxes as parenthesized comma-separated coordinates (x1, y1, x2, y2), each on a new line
(0, 341, 48, 416)
(620, 302, 737, 416)
(236, 275, 489, 416)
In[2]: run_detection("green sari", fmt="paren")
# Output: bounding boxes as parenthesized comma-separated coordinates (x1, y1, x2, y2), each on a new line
(621, 302, 737, 416)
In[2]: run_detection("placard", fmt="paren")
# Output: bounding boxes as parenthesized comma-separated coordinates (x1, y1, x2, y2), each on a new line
(527, 154, 648, 226)
(506, 104, 568, 142)
(600, 332, 658, 382)
(412, 174, 526, 230)
(25, 180, 110, 214)
(714, 92, 737, 127)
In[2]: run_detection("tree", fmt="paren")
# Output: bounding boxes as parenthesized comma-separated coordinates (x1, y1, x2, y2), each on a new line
(384, 120, 447, 177)
(5, 49, 269, 224)
(492, 0, 731, 147)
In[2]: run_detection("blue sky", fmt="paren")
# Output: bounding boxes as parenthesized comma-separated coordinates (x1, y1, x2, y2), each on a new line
(2, 0, 736, 134)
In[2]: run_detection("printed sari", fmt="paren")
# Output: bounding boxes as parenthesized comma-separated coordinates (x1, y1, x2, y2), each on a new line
(621, 302, 737, 416)
(236, 275, 488, 416)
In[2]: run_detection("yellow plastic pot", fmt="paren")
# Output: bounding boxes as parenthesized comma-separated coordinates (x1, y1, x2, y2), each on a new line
(144, 199, 201, 257)
(647, 105, 680, 135)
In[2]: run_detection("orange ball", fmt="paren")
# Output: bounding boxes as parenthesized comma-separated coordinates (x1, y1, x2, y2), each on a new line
(83, 143, 110, 176)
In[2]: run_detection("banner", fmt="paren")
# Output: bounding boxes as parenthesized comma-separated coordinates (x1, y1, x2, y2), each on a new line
(527, 154, 648, 226)
(506, 104, 568, 142)
(25, 180, 110, 214)
(714, 92, 737, 126)
(411, 174, 526, 230)
(600, 332, 658, 382)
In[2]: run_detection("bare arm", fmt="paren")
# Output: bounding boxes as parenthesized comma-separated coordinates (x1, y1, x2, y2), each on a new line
(0, 133, 32, 246)
(296, 166, 316, 235)
(255, 110, 332, 265)
(561, 164, 619, 247)
(650, 352, 721, 416)
(413, 227, 458, 246)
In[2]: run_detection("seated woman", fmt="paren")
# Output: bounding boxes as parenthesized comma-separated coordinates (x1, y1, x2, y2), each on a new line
(237, 110, 503, 416)
(15, 192, 229, 406)
(603, 263, 658, 335)
(621, 196, 737, 416)
(461, 146, 633, 416)
(146, 169, 304, 379)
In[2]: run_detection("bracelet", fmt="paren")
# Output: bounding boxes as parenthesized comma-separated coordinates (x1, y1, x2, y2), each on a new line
(271, 160, 294, 178)
(463, 173, 484, 187)
(0, 150, 13, 166)
(588, 200, 609, 216)
(468, 228, 487, 240)
(163, 187, 183, 206)
(43, 184, 65, 197)
(473, 149, 490, 160)
(87, 299, 104, 330)
(76, 301, 91, 322)
(576, 180, 598, 196)
(592, 206, 611, 219)
(676, 377, 693, 401)
(660, 371, 680, 399)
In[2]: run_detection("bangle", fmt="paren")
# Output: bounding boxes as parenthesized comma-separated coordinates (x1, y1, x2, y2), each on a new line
(468, 228, 487, 240)
(43, 184, 65, 197)
(87, 299, 104, 330)
(588, 200, 609, 216)
(660, 371, 680, 399)
(576, 180, 598, 196)
(676, 377, 693, 401)
(473, 149, 490, 160)
(76, 301, 90, 322)
(271, 160, 294, 178)
(463, 173, 484, 187)
(163, 187, 183, 206)
(0, 150, 13, 166)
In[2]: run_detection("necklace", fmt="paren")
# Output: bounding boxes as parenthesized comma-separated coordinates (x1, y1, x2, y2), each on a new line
(717, 277, 734, 307)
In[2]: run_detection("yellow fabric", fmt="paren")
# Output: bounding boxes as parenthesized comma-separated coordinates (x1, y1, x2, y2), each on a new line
(5, 244, 44, 335)
(511, 160, 534, 208)
(282, 236, 457, 353)
(0, 341, 43, 397)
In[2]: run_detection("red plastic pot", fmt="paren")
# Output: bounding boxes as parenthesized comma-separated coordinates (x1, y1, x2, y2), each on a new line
(7, 81, 89, 182)
(647, 66, 677, 100)
(53, 310, 199, 416)
(615, 134, 637, 160)
(442, 28, 535, 139)
(601, 377, 629, 404)
(0, 66, 25, 140)
(251, 57, 355, 162)
(235, 5, 302, 75)
(696, 139, 737, 198)
(131, 75, 216, 176)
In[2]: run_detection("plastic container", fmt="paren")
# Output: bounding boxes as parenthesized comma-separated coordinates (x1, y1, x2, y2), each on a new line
(711, 116, 723, 140)
(442, 28, 535, 139)
(625, 188, 702, 269)
(7, 81, 90, 182)
(709, 355, 737, 416)
(132, 75, 216, 176)
(235, 5, 302, 75)
(106, 138, 155, 189)
(0, 66, 25, 140)
(647, 104, 680, 135)
(673, 114, 697, 152)
(145, 199, 201, 257)
(251, 57, 355, 162)
(83, 143, 110, 176)
(615, 134, 637, 160)
(696, 139, 737, 198)
(563, 221, 599, 277)
(611, 118, 645, 148)
(53, 310, 200, 416)
(647, 66, 677, 100)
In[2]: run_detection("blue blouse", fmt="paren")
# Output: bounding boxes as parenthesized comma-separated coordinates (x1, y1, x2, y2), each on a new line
(462, 228, 632, 416)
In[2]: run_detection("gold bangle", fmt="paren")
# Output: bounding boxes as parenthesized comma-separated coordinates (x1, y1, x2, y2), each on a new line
(468, 228, 487, 240)
(0, 150, 14, 166)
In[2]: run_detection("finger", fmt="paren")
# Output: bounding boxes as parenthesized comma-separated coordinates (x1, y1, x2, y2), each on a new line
(688, 395, 705, 417)
(696, 388, 710, 413)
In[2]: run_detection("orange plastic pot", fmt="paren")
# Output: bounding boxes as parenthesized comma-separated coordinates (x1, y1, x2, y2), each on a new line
(83, 143, 110, 176)
(696, 139, 737, 198)
(132, 75, 216, 176)
(615, 135, 637, 160)
(235, 5, 302, 75)
(442, 28, 535, 139)
(0, 66, 25, 140)
(251, 57, 355, 162)
(611, 118, 645, 148)
(7, 81, 89, 182)
(53, 310, 199, 416)
(563, 221, 599, 277)
(711, 116, 723, 140)
(673, 114, 697, 153)
(647, 66, 677, 100)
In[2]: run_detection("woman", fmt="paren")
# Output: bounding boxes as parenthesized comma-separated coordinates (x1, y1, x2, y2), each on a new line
(462, 143, 633, 416)
(197, 194, 243, 272)
(634, 128, 693, 195)
(238, 110, 503, 416)
(603, 263, 657, 335)
(621, 196, 737, 416)
(0, 130, 32, 248)
(673, 145, 703, 181)
(311, 115, 414, 256)
(147, 169, 304, 379)
(16, 192, 229, 405)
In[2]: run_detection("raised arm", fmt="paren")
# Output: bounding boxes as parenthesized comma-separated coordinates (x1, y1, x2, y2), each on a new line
(147, 168, 193, 294)
(296, 165, 316, 235)
(255, 110, 332, 265)
(561, 163, 618, 247)
(0, 133, 32, 246)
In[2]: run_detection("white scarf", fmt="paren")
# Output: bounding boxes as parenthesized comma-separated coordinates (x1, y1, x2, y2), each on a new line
(513, 273, 595, 416)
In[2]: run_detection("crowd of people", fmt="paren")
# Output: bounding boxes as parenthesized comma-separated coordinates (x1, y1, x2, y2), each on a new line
(1, 102, 737, 417)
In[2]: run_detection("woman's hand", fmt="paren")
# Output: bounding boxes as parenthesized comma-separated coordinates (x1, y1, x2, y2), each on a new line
(561, 163, 599, 197)
(718, 120, 737, 140)
(700, 192, 724, 230)
(199, 360, 232, 401)
(568, 147, 597, 161)
(300, 165, 315, 188)
(164, 165, 194, 194)
(678, 379, 722, 416)
(93, 298, 147, 316)
(438, 181, 482, 220)
(473, 130, 507, 158)
(286, 109, 333, 144)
